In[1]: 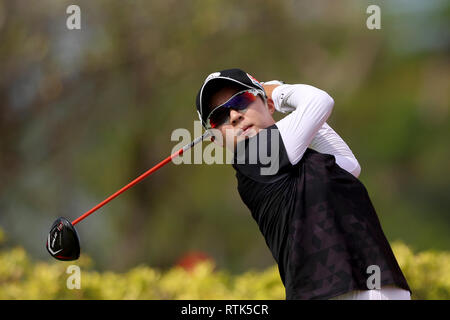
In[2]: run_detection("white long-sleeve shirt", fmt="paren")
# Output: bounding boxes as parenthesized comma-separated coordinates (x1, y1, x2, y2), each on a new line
(272, 84, 361, 178)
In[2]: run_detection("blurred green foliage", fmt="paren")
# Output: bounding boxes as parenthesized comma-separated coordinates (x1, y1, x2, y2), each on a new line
(0, 238, 449, 299)
(0, 0, 449, 275)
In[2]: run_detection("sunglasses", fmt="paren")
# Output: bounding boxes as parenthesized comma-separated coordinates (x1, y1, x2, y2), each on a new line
(205, 89, 259, 129)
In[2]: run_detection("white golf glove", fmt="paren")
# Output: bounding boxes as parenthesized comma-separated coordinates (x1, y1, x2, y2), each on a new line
(261, 80, 296, 114)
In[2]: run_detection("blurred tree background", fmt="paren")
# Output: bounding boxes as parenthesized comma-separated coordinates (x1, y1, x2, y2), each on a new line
(0, 0, 449, 279)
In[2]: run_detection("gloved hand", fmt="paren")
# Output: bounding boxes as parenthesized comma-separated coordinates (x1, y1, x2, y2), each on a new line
(261, 80, 296, 114)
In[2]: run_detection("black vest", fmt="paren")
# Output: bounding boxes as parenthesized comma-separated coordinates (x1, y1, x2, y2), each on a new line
(232, 124, 411, 300)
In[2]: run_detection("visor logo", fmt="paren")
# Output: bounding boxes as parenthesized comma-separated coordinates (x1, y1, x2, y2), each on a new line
(205, 72, 221, 83)
(246, 73, 263, 90)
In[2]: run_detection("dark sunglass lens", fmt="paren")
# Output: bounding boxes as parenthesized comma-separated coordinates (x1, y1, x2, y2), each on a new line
(223, 92, 256, 111)
(209, 107, 230, 128)
(208, 91, 256, 128)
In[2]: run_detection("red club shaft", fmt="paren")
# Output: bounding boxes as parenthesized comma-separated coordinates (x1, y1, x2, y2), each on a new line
(71, 133, 209, 226)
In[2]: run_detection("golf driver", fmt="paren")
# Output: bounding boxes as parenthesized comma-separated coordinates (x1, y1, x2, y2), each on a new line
(46, 131, 211, 261)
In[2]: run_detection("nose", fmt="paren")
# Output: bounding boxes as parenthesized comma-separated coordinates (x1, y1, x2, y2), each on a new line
(229, 109, 243, 126)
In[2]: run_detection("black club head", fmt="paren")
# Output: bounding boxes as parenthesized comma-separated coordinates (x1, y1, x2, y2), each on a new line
(46, 217, 80, 261)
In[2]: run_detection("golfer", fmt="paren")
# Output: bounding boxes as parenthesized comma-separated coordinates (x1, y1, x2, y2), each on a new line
(195, 68, 412, 300)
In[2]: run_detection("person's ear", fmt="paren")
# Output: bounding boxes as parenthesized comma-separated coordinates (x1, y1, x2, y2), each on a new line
(266, 98, 275, 115)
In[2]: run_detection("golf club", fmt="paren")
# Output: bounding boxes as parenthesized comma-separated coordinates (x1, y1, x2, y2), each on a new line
(46, 131, 211, 261)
